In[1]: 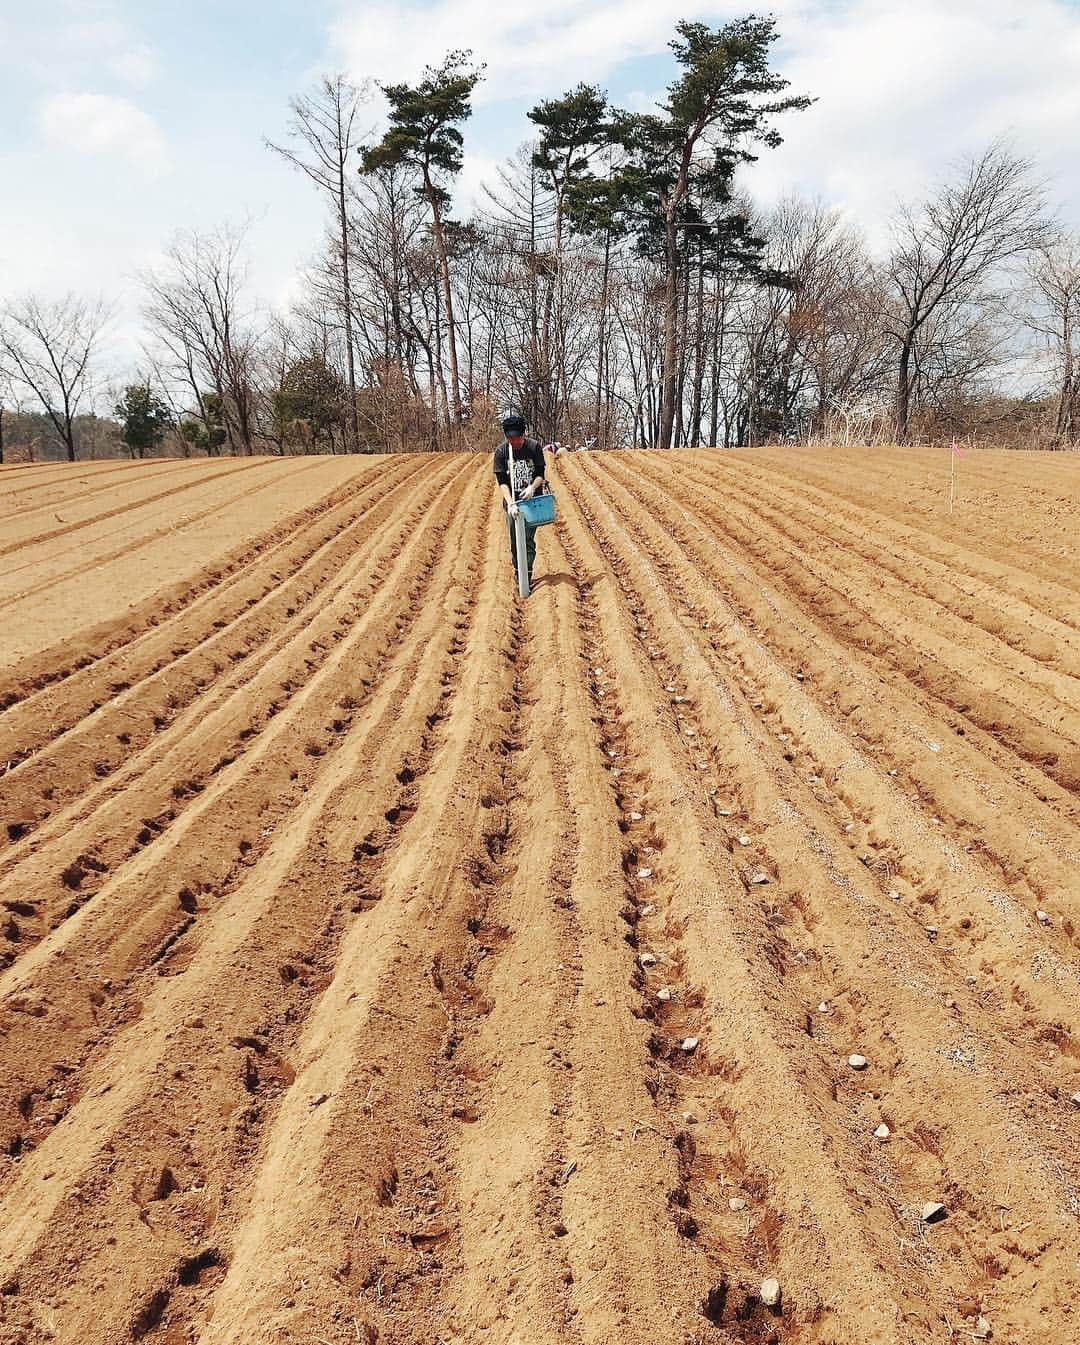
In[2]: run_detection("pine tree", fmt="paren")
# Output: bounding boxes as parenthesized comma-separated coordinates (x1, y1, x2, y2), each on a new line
(361, 52, 484, 441)
(557, 18, 810, 448)
(115, 384, 173, 458)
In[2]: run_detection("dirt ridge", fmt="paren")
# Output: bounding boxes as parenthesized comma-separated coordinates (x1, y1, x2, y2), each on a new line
(0, 447, 1075, 1345)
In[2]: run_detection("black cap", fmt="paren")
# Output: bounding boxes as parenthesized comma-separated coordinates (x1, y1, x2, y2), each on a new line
(501, 415, 527, 435)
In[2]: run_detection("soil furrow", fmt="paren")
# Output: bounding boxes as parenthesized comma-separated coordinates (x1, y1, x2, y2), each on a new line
(593, 454, 1080, 898)
(0, 466, 493, 1343)
(0, 456, 329, 617)
(0, 460, 202, 524)
(0, 457, 476, 1139)
(443, 516, 695, 1344)
(743, 449, 1080, 599)
(0, 456, 393, 709)
(580, 454, 1080, 982)
(720, 459, 1075, 664)
(664, 455, 1080, 777)
(0, 454, 433, 845)
(698, 456, 1080, 674)
(561, 455, 1080, 1344)
(0, 460, 174, 508)
(0, 448, 1074, 1345)
(183, 478, 519, 1345)
(0, 459, 268, 559)
(0, 454, 467, 888)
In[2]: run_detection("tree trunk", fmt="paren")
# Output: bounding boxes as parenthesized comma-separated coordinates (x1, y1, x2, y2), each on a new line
(541, 188, 560, 440)
(387, 174, 407, 374)
(777, 331, 798, 439)
(338, 176, 362, 453)
(234, 380, 255, 456)
(690, 242, 705, 446)
(528, 169, 542, 431)
(896, 336, 914, 444)
(332, 91, 361, 454)
(62, 393, 76, 462)
(424, 175, 463, 431)
(1054, 308, 1076, 446)
(593, 224, 612, 441)
(424, 341, 439, 449)
(430, 275, 452, 439)
(674, 257, 691, 446)
(659, 209, 679, 450)
(709, 265, 723, 449)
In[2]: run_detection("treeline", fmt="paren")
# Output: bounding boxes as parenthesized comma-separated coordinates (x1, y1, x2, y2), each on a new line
(2, 15, 1078, 463)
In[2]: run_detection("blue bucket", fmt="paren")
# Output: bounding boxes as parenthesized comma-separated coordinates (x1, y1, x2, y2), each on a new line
(518, 493, 557, 526)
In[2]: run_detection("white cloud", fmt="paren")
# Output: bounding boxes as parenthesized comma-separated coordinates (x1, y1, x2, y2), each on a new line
(455, 149, 501, 214)
(273, 268, 309, 315)
(5, 0, 1079, 392)
(328, 0, 782, 103)
(3, 6, 161, 91)
(110, 43, 157, 86)
(38, 92, 170, 179)
(64, 16, 130, 50)
(329, 0, 1080, 245)
(739, 0, 1080, 250)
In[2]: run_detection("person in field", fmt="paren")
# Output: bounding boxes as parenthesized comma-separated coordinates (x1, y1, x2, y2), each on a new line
(493, 414, 547, 591)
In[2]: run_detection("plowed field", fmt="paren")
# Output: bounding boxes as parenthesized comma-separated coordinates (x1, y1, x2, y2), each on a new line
(0, 446, 1077, 1345)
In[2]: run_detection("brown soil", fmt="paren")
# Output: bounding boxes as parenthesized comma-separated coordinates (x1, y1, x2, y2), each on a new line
(0, 446, 1076, 1345)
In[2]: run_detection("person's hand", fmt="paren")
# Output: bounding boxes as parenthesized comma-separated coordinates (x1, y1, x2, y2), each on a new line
(508, 502, 520, 519)
(519, 485, 534, 501)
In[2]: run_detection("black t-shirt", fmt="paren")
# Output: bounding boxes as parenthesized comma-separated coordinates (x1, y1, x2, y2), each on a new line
(493, 438, 546, 504)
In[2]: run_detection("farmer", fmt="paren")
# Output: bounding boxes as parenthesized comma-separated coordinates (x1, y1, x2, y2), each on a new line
(493, 414, 547, 590)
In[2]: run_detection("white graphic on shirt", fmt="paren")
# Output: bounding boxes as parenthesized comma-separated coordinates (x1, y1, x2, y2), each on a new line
(509, 456, 534, 499)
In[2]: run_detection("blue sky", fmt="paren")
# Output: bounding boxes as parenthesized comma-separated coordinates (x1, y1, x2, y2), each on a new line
(3, 0, 1080, 376)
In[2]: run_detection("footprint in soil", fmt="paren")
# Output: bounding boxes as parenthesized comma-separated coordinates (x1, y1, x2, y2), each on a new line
(131, 1251, 225, 1339)
(178, 1247, 224, 1287)
(59, 852, 109, 890)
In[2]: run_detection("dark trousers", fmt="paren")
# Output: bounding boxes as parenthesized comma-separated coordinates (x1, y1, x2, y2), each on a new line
(508, 513, 538, 579)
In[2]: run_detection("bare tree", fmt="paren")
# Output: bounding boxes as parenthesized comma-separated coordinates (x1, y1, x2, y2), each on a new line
(361, 52, 485, 443)
(733, 198, 892, 443)
(481, 149, 558, 429)
(0, 359, 12, 464)
(1023, 235, 1080, 447)
(885, 142, 1049, 442)
(141, 223, 259, 455)
(343, 165, 441, 448)
(266, 75, 368, 452)
(0, 294, 111, 461)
